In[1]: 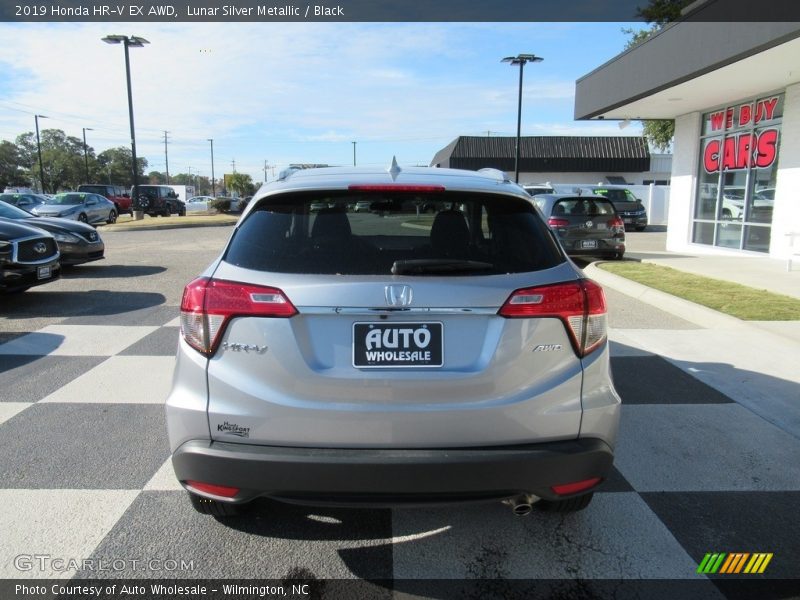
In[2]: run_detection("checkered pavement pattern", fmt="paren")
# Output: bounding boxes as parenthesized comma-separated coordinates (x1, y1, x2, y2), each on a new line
(1, 301, 799, 595)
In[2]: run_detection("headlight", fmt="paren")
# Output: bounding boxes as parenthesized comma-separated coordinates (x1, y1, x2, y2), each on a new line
(52, 232, 81, 243)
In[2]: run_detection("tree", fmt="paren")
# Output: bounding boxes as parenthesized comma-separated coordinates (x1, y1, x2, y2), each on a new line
(623, 0, 693, 152)
(148, 171, 167, 184)
(97, 147, 147, 188)
(227, 172, 255, 197)
(0, 141, 28, 189)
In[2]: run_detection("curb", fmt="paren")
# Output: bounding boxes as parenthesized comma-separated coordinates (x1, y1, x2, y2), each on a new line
(583, 262, 746, 329)
(102, 220, 237, 233)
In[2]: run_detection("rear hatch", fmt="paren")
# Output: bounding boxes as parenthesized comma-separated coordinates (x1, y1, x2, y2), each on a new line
(182, 189, 605, 448)
(547, 197, 623, 253)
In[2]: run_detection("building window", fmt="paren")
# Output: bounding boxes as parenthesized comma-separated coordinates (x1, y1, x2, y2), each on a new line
(693, 94, 782, 252)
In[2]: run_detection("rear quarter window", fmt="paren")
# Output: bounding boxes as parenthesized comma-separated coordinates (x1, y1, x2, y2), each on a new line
(224, 191, 564, 275)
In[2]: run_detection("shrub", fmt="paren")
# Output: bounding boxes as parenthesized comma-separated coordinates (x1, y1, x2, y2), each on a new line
(209, 198, 231, 213)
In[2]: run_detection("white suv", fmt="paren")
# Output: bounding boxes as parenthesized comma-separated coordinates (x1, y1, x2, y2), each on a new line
(166, 163, 621, 517)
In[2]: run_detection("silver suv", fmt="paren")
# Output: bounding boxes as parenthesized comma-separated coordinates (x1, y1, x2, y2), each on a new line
(166, 164, 621, 516)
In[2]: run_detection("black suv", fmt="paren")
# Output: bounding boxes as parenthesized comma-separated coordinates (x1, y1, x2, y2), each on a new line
(134, 185, 186, 217)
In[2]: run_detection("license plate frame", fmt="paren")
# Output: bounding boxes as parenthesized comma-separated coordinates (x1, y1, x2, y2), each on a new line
(353, 322, 444, 369)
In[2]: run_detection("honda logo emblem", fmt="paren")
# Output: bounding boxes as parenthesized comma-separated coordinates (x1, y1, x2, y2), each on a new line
(385, 285, 413, 307)
(33, 242, 48, 255)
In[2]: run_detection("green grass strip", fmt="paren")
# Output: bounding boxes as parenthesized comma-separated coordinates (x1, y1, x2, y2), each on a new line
(598, 262, 800, 321)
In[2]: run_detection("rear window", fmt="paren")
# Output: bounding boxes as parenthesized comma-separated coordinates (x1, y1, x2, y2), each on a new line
(553, 197, 616, 217)
(594, 189, 631, 203)
(224, 191, 563, 275)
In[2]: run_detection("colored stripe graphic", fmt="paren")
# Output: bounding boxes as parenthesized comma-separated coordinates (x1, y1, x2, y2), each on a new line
(699, 552, 773, 574)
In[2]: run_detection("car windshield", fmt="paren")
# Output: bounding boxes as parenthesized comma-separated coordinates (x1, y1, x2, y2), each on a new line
(48, 194, 85, 205)
(553, 197, 616, 216)
(0, 202, 33, 219)
(78, 186, 107, 195)
(225, 191, 563, 275)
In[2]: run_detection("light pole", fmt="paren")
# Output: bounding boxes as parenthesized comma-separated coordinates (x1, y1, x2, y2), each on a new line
(501, 53, 543, 183)
(82, 127, 93, 183)
(102, 34, 149, 218)
(352, 141, 356, 166)
(34, 114, 48, 193)
(208, 138, 216, 196)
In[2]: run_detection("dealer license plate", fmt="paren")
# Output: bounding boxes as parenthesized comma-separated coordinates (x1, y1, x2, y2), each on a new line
(37, 265, 52, 280)
(353, 322, 443, 368)
(580, 240, 598, 249)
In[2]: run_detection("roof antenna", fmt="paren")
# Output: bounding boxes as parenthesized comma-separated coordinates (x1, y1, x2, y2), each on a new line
(388, 156, 401, 181)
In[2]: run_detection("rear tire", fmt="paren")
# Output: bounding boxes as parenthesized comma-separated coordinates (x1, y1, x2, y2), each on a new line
(78, 213, 88, 223)
(536, 492, 594, 513)
(107, 209, 117, 224)
(188, 492, 244, 517)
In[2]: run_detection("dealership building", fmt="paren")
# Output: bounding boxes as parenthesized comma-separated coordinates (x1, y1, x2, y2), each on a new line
(575, 17, 800, 258)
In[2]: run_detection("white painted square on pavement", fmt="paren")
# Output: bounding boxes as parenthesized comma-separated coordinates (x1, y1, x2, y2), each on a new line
(0, 403, 32, 425)
(0, 325, 158, 357)
(144, 458, 183, 491)
(0, 489, 139, 578)
(40, 356, 174, 404)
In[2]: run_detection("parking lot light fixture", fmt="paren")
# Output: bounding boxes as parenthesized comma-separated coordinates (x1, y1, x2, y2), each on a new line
(82, 127, 94, 183)
(208, 139, 216, 197)
(34, 114, 48, 193)
(102, 34, 149, 217)
(501, 53, 543, 184)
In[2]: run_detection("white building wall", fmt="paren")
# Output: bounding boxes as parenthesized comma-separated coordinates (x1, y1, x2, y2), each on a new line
(771, 82, 800, 258)
(667, 112, 701, 252)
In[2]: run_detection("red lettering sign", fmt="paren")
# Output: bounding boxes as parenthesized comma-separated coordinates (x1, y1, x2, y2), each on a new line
(702, 129, 778, 173)
(738, 103, 752, 127)
(708, 96, 779, 132)
(755, 129, 778, 168)
(710, 112, 725, 132)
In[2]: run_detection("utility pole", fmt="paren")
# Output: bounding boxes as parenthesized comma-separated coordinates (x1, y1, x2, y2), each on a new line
(82, 127, 93, 183)
(231, 159, 236, 173)
(163, 130, 170, 183)
(207, 139, 215, 197)
(263, 160, 269, 183)
(352, 141, 356, 166)
(35, 114, 48, 193)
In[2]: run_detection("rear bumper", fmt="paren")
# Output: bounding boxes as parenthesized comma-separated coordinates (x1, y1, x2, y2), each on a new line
(172, 437, 614, 505)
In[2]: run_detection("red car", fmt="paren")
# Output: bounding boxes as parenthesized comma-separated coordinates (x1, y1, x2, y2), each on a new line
(77, 184, 133, 216)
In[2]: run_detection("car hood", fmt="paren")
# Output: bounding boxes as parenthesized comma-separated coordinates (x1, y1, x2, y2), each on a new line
(0, 217, 54, 239)
(26, 216, 99, 235)
(34, 204, 80, 213)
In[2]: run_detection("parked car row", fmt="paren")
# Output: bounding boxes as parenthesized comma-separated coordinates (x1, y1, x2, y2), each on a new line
(0, 195, 107, 294)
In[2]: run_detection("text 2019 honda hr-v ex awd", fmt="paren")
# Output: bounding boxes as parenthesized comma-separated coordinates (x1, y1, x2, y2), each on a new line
(166, 163, 621, 517)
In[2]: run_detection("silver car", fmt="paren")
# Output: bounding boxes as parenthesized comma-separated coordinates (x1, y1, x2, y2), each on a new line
(32, 192, 117, 225)
(167, 164, 621, 517)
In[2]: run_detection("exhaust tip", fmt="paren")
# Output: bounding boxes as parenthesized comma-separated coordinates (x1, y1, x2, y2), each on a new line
(503, 494, 538, 516)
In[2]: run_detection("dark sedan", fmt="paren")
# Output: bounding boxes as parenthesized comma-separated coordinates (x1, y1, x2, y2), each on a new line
(0, 201, 104, 265)
(531, 193, 626, 260)
(0, 219, 60, 293)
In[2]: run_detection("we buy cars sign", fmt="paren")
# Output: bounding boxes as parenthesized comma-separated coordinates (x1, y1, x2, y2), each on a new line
(703, 96, 780, 173)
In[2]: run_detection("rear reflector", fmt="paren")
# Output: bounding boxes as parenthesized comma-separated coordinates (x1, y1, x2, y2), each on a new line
(186, 480, 240, 498)
(551, 477, 602, 496)
(498, 279, 607, 357)
(180, 277, 297, 355)
(347, 184, 445, 192)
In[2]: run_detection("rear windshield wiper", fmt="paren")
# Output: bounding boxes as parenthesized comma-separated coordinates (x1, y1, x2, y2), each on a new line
(391, 259, 495, 275)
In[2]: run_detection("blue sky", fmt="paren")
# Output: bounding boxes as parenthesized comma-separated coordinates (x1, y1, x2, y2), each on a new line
(0, 22, 642, 184)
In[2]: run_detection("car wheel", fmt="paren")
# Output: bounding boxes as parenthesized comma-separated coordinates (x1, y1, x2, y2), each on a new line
(722, 208, 732, 220)
(188, 492, 244, 517)
(107, 209, 117, 224)
(78, 213, 88, 223)
(536, 492, 594, 513)
(178, 207, 186, 216)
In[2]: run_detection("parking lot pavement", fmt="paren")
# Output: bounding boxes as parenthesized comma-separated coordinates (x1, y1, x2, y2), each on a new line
(1, 228, 799, 596)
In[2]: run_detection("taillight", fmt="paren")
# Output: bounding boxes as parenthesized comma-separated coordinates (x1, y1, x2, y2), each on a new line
(547, 217, 569, 229)
(498, 279, 607, 357)
(180, 277, 297, 356)
(608, 216, 625, 234)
